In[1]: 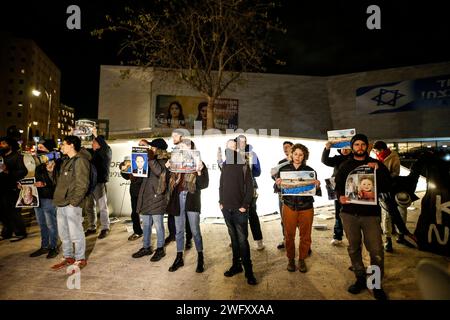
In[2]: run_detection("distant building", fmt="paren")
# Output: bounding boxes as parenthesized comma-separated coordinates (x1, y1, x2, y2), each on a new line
(0, 33, 61, 146)
(58, 104, 75, 138)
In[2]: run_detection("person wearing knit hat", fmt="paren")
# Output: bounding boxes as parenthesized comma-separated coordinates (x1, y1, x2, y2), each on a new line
(334, 133, 392, 300)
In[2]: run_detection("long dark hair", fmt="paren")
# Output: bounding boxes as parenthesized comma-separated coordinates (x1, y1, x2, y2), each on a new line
(196, 101, 208, 121)
(167, 101, 185, 126)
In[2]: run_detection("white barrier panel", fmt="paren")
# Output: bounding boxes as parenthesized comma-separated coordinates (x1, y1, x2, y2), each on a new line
(107, 135, 426, 218)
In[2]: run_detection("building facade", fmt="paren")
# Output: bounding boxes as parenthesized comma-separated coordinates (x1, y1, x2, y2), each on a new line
(0, 33, 61, 146)
(58, 104, 75, 139)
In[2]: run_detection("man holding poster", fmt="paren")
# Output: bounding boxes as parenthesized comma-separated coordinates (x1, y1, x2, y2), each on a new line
(335, 134, 391, 300)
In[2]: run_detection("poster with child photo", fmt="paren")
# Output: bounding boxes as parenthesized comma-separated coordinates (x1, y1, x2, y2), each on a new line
(345, 165, 377, 205)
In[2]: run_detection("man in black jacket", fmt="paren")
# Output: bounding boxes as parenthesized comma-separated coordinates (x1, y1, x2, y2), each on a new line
(0, 136, 28, 241)
(335, 134, 390, 300)
(321, 142, 352, 245)
(219, 149, 257, 285)
(84, 127, 112, 239)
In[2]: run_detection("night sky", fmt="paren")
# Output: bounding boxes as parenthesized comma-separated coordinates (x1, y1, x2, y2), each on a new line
(1, 0, 450, 119)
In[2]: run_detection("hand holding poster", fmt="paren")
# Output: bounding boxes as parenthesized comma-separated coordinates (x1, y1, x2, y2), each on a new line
(73, 119, 96, 138)
(169, 149, 202, 173)
(345, 165, 377, 205)
(16, 178, 39, 208)
(327, 128, 356, 149)
(280, 171, 317, 196)
(131, 147, 148, 177)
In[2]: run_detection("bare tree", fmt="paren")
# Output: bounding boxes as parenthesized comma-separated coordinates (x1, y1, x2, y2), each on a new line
(93, 0, 285, 129)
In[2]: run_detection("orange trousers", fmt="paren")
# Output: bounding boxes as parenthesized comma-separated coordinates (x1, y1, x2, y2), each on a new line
(282, 205, 314, 260)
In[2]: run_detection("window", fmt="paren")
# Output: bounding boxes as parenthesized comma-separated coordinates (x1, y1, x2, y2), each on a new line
(7, 101, 12, 106)
(17, 112, 22, 118)
(20, 69, 25, 74)
(18, 90, 23, 95)
(18, 102, 23, 107)
(7, 112, 12, 117)
(19, 79, 24, 84)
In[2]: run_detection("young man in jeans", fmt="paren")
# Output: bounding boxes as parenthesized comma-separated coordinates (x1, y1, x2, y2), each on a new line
(51, 136, 90, 270)
(219, 148, 257, 285)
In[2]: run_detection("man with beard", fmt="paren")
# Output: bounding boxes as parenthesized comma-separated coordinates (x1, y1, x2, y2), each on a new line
(335, 134, 391, 300)
(0, 136, 28, 241)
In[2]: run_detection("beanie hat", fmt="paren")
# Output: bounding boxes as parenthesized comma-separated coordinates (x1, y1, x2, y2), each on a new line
(350, 134, 369, 148)
(150, 138, 168, 150)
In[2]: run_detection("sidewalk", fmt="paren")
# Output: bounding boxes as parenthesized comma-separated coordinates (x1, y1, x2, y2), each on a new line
(0, 193, 447, 300)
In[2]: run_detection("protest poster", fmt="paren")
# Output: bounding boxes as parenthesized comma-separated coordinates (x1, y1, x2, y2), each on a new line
(345, 165, 377, 205)
(169, 149, 202, 173)
(327, 128, 356, 149)
(73, 119, 97, 138)
(131, 147, 148, 177)
(280, 171, 316, 196)
(16, 178, 39, 208)
(120, 157, 132, 174)
(325, 177, 337, 200)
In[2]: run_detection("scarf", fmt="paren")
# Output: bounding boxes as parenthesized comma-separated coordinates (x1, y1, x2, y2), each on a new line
(376, 149, 391, 162)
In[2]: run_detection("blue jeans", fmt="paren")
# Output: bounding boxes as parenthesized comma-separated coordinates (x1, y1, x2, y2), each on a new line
(34, 198, 58, 249)
(141, 214, 165, 249)
(174, 191, 203, 253)
(222, 208, 252, 267)
(57, 205, 85, 260)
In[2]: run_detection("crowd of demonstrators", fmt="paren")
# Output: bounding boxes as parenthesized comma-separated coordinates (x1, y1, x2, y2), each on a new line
(275, 143, 321, 273)
(132, 138, 170, 262)
(321, 142, 352, 246)
(84, 127, 112, 239)
(0, 136, 28, 241)
(236, 135, 265, 251)
(51, 136, 91, 271)
(29, 139, 60, 258)
(335, 134, 391, 300)
(271, 141, 293, 250)
(219, 147, 257, 285)
(166, 138, 209, 273)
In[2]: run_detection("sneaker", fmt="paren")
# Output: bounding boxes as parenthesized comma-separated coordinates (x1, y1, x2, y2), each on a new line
(51, 257, 75, 270)
(150, 248, 166, 262)
(98, 229, 110, 239)
(256, 240, 265, 251)
(298, 259, 307, 273)
(277, 242, 285, 249)
(224, 265, 243, 277)
(287, 259, 296, 272)
(84, 229, 97, 237)
(330, 239, 343, 246)
(132, 247, 153, 258)
(128, 233, 142, 241)
(46, 248, 59, 259)
(29, 247, 49, 257)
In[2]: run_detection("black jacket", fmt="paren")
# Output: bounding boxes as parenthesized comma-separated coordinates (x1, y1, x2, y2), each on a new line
(167, 162, 209, 215)
(0, 151, 28, 191)
(92, 136, 112, 183)
(136, 158, 168, 215)
(120, 168, 143, 197)
(276, 162, 321, 211)
(34, 161, 60, 199)
(219, 162, 254, 210)
(321, 148, 352, 176)
(335, 156, 392, 217)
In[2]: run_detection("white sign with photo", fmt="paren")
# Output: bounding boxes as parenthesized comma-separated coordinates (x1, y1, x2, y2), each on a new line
(345, 165, 377, 205)
(169, 149, 202, 173)
(16, 178, 39, 208)
(327, 128, 356, 149)
(131, 147, 149, 177)
(280, 171, 317, 196)
(73, 119, 97, 138)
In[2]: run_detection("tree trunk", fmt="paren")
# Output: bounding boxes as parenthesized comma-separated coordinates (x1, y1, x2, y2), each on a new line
(206, 96, 215, 129)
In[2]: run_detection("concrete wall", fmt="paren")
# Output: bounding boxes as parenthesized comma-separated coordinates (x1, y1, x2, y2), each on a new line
(98, 66, 332, 139)
(326, 62, 450, 140)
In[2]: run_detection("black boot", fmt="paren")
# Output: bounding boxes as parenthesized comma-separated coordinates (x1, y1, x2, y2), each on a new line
(168, 252, 184, 272)
(224, 261, 243, 277)
(348, 276, 367, 294)
(244, 263, 257, 285)
(196, 252, 204, 273)
(384, 237, 393, 253)
(150, 247, 166, 262)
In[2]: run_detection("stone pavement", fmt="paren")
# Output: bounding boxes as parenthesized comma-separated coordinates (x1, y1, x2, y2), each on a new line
(0, 193, 448, 300)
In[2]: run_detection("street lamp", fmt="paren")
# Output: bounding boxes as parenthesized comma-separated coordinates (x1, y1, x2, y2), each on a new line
(31, 88, 52, 138)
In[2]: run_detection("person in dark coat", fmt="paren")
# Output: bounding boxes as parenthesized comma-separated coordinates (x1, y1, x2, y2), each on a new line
(166, 138, 209, 273)
(0, 136, 28, 241)
(132, 138, 170, 262)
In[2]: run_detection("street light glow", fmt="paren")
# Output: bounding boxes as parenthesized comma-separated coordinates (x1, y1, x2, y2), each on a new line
(32, 121, 38, 125)
(32, 89, 41, 97)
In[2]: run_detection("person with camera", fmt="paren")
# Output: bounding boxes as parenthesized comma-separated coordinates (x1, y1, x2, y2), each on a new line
(30, 139, 61, 258)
